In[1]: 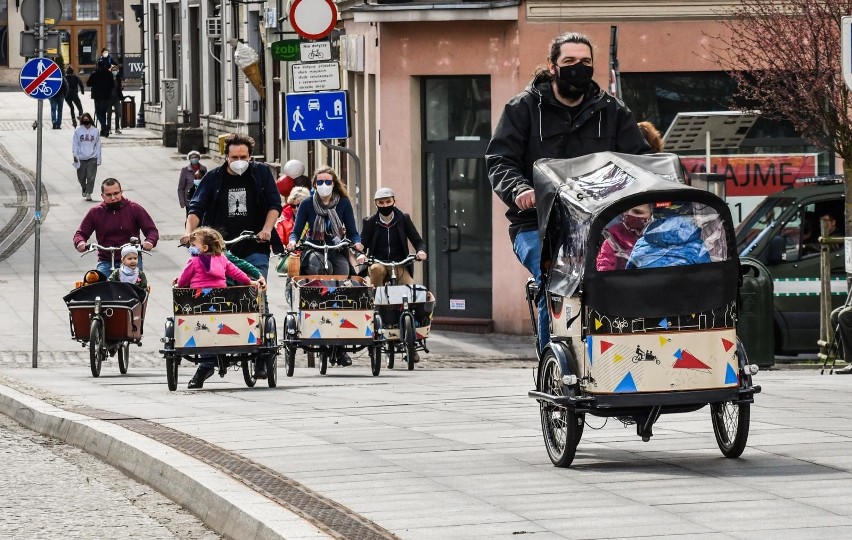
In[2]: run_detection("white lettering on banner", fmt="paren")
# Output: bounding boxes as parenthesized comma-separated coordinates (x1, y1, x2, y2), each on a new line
(449, 299, 466, 310)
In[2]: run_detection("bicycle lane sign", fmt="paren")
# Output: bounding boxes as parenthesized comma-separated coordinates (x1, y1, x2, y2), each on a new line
(20, 57, 63, 100)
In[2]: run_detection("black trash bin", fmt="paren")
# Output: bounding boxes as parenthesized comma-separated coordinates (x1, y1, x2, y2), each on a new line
(738, 257, 775, 368)
(121, 96, 136, 129)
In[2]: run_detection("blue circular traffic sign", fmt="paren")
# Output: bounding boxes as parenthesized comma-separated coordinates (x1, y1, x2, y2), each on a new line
(20, 57, 63, 100)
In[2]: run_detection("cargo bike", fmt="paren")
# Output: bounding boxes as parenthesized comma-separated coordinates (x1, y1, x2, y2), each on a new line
(526, 152, 762, 467)
(367, 255, 436, 371)
(280, 240, 385, 376)
(159, 233, 279, 391)
(63, 240, 151, 377)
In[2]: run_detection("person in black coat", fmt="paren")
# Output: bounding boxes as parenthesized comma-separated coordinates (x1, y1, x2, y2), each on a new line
(356, 187, 427, 286)
(485, 31, 650, 352)
(86, 59, 114, 137)
(64, 66, 85, 127)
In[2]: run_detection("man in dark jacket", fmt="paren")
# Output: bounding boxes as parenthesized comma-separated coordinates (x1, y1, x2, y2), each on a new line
(182, 133, 282, 386)
(64, 66, 85, 127)
(87, 59, 115, 137)
(357, 187, 427, 286)
(107, 66, 124, 134)
(486, 31, 649, 352)
(73, 178, 159, 276)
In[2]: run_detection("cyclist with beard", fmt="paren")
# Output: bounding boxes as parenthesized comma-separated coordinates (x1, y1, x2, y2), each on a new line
(486, 31, 650, 353)
(73, 178, 159, 276)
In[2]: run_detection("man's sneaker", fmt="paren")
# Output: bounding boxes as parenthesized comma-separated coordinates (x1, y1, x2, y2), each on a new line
(85, 195, 93, 201)
(187, 367, 215, 389)
(336, 352, 352, 367)
(836, 364, 852, 374)
(255, 360, 267, 379)
(115, 129, 122, 134)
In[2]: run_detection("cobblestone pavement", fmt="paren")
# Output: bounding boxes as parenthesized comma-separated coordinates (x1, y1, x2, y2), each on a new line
(0, 414, 221, 540)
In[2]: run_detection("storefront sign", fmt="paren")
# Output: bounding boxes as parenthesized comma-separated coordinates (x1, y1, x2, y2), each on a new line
(680, 154, 818, 197)
(271, 40, 301, 62)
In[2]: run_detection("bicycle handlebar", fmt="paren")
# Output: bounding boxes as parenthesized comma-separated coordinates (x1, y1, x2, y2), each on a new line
(296, 239, 352, 253)
(366, 255, 418, 267)
(82, 240, 152, 257)
(224, 231, 264, 246)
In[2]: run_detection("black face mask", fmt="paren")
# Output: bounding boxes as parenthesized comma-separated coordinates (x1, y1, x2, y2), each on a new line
(556, 62, 594, 100)
(378, 205, 394, 217)
(82, 120, 92, 126)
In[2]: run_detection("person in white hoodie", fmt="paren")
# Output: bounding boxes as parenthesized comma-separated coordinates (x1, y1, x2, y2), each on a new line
(72, 112, 102, 201)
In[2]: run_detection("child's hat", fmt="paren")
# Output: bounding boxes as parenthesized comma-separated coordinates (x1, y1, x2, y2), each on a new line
(121, 245, 138, 259)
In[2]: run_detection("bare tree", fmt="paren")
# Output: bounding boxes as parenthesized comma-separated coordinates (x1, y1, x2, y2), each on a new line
(709, 0, 852, 230)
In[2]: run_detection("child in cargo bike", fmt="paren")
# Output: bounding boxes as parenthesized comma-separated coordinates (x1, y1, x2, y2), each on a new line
(176, 226, 265, 389)
(108, 245, 149, 290)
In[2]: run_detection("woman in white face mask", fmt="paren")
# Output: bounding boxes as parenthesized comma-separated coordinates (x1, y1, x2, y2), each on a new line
(286, 165, 363, 277)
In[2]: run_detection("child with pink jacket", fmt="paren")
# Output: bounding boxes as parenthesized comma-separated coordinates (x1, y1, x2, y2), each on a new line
(176, 226, 260, 289)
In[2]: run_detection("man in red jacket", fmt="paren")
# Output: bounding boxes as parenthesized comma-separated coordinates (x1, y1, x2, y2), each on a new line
(73, 178, 159, 276)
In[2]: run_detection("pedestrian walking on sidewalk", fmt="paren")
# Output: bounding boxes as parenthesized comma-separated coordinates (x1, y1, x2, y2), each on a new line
(177, 150, 207, 212)
(73, 178, 159, 277)
(87, 59, 114, 137)
(486, 31, 650, 353)
(64, 66, 85, 127)
(72, 113, 101, 200)
(48, 68, 67, 129)
(107, 66, 124, 134)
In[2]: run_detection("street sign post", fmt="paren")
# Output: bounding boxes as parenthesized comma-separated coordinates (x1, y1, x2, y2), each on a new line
(291, 61, 340, 92)
(20, 31, 61, 57)
(300, 42, 331, 62)
(19, 57, 63, 100)
(19, 0, 63, 26)
(843, 16, 852, 90)
(285, 90, 349, 141)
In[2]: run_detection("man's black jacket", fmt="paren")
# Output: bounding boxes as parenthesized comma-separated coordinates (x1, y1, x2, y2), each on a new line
(361, 208, 426, 271)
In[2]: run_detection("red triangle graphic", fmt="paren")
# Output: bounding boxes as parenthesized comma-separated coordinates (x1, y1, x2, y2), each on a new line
(177, 318, 185, 326)
(304, 313, 311, 319)
(600, 340, 614, 354)
(722, 338, 734, 352)
(340, 319, 358, 329)
(247, 317, 256, 326)
(218, 324, 239, 335)
(673, 349, 711, 370)
(365, 313, 372, 320)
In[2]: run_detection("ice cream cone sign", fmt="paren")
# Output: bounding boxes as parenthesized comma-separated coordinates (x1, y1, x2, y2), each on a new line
(233, 41, 265, 99)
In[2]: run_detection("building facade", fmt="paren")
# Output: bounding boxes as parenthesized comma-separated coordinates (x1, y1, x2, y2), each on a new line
(134, 0, 823, 334)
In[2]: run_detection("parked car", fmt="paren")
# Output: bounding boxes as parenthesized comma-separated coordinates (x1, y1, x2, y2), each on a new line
(736, 176, 846, 354)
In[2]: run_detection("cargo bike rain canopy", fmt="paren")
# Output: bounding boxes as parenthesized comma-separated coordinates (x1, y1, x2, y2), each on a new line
(532, 152, 739, 318)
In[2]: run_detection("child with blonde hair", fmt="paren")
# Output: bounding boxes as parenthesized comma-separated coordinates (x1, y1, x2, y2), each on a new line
(176, 227, 260, 289)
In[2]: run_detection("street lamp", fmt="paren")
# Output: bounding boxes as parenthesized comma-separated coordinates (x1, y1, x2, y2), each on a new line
(130, 3, 146, 128)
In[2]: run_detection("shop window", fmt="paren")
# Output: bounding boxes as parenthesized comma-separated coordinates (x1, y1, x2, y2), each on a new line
(76, 0, 100, 21)
(77, 29, 98, 65)
(424, 76, 491, 142)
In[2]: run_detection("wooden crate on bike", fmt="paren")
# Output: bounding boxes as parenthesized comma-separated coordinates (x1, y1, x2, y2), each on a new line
(172, 286, 263, 350)
(292, 276, 375, 342)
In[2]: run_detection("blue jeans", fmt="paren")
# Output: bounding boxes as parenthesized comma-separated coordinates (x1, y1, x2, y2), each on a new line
(199, 251, 269, 370)
(49, 97, 64, 127)
(514, 230, 549, 353)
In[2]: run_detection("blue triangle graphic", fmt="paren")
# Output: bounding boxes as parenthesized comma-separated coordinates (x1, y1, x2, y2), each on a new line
(333, 302, 339, 308)
(586, 336, 593, 366)
(725, 363, 738, 385)
(184, 336, 196, 347)
(659, 318, 669, 329)
(201, 288, 213, 295)
(310, 328, 321, 339)
(247, 332, 257, 344)
(614, 372, 638, 393)
(208, 305, 216, 312)
(327, 286, 336, 294)
(674, 348, 683, 359)
(365, 326, 372, 337)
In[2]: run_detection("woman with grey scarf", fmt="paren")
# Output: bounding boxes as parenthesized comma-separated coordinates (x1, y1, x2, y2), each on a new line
(287, 165, 363, 275)
(287, 166, 363, 367)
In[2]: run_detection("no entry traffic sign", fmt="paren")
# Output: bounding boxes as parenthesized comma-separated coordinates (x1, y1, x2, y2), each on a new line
(19, 57, 63, 100)
(289, 0, 337, 40)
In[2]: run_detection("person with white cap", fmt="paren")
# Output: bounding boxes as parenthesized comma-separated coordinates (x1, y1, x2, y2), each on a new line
(177, 150, 208, 211)
(356, 187, 427, 287)
(107, 245, 148, 290)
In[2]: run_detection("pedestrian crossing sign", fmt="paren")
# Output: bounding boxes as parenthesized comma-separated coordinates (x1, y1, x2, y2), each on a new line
(284, 91, 349, 141)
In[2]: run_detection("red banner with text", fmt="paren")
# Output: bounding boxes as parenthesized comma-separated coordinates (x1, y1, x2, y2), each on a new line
(680, 154, 818, 196)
